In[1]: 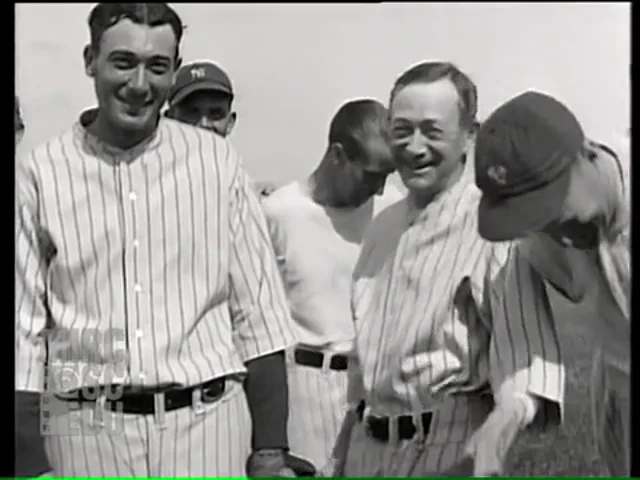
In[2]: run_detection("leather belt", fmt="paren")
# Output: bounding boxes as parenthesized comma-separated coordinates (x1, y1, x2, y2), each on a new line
(356, 401, 433, 442)
(55, 377, 227, 415)
(294, 347, 348, 371)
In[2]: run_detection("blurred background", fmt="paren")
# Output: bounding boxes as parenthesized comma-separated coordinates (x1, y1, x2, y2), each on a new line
(16, 3, 629, 185)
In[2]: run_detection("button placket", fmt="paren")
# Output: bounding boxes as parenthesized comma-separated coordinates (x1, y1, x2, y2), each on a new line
(120, 161, 145, 385)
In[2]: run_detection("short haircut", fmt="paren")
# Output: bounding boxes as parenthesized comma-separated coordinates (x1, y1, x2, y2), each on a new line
(390, 61, 478, 130)
(87, 3, 184, 61)
(328, 99, 388, 161)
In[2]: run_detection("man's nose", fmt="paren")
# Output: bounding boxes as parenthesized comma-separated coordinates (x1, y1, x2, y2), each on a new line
(405, 130, 428, 157)
(129, 66, 150, 95)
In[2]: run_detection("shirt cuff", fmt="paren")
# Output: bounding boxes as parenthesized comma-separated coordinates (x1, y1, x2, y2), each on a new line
(510, 392, 539, 426)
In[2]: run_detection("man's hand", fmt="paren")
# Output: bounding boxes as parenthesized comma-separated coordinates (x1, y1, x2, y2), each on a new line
(246, 449, 296, 477)
(464, 399, 528, 476)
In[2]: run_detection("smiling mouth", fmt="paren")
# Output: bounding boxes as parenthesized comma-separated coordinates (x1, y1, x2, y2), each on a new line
(404, 159, 441, 171)
(117, 96, 153, 111)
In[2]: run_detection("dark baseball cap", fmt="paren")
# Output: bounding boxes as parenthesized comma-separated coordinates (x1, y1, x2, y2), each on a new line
(475, 91, 585, 241)
(168, 61, 234, 107)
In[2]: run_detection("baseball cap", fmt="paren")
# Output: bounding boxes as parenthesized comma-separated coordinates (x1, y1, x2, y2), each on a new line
(168, 61, 234, 107)
(475, 91, 585, 241)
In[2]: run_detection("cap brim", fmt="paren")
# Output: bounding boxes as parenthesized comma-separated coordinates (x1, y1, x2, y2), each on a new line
(478, 166, 572, 242)
(170, 81, 233, 106)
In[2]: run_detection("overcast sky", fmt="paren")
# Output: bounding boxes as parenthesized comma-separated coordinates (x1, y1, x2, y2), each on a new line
(16, 3, 629, 183)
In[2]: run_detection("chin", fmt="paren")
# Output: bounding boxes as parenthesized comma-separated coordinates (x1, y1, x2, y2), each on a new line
(399, 172, 437, 193)
(114, 111, 157, 133)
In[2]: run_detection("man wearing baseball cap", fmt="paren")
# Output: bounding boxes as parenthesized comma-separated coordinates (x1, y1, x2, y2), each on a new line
(166, 60, 237, 137)
(165, 61, 278, 198)
(475, 91, 630, 476)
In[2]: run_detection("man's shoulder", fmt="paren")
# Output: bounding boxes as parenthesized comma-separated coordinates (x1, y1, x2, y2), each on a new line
(374, 184, 405, 211)
(261, 181, 309, 216)
(19, 126, 78, 173)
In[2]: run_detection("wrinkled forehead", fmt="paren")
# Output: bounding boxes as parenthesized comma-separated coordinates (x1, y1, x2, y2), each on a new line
(98, 18, 177, 59)
(390, 79, 462, 125)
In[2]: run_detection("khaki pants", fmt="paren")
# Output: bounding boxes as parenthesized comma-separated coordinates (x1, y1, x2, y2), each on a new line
(591, 348, 630, 476)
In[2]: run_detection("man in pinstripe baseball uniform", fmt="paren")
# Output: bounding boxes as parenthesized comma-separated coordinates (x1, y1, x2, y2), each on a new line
(163, 62, 277, 199)
(474, 91, 630, 476)
(165, 60, 237, 138)
(325, 62, 564, 477)
(261, 98, 402, 470)
(15, 4, 306, 477)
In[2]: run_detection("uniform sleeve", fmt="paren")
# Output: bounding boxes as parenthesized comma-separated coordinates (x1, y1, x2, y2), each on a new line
(16, 158, 49, 393)
(481, 242, 565, 429)
(260, 199, 287, 274)
(227, 153, 297, 362)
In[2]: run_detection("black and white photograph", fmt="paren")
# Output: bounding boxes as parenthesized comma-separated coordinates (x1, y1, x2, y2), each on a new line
(15, 3, 630, 477)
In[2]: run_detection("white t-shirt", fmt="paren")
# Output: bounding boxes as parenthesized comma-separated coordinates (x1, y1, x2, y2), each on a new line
(262, 181, 403, 353)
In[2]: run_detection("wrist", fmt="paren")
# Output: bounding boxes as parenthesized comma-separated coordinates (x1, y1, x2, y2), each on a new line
(501, 392, 539, 426)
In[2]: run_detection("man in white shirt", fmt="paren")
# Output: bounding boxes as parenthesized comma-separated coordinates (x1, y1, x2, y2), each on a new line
(474, 91, 630, 476)
(261, 98, 402, 470)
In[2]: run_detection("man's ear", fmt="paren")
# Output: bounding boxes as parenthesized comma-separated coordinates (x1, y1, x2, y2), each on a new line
(225, 112, 237, 136)
(83, 44, 96, 78)
(328, 142, 348, 165)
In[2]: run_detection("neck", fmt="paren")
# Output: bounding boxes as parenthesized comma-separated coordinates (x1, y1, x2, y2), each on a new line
(88, 111, 157, 150)
(308, 152, 356, 208)
(408, 160, 465, 209)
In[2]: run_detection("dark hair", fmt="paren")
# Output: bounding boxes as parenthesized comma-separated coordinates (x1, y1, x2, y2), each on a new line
(15, 95, 24, 133)
(390, 61, 478, 130)
(88, 3, 184, 61)
(328, 99, 388, 161)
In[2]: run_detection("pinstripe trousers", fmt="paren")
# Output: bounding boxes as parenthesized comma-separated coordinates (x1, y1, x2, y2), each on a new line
(286, 354, 349, 470)
(591, 348, 630, 476)
(43, 379, 252, 476)
(342, 393, 493, 476)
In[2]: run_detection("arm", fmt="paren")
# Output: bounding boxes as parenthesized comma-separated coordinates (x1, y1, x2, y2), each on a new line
(225, 153, 297, 470)
(464, 241, 564, 475)
(15, 159, 52, 476)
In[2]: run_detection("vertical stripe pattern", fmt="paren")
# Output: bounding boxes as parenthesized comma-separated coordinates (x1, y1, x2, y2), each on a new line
(43, 379, 251, 476)
(16, 111, 296, 474)
(346, 161, 564, 474)
(261, 180, 402, 470)
(16, 112, 296, 394)
(286, 362, 349, 469)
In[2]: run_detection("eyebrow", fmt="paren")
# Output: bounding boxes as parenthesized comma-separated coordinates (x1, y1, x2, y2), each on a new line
(107, 49, 172, 62)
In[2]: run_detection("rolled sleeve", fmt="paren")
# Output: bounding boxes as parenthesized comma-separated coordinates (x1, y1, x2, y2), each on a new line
(227, 156, 297, 362)
(485, 242, 565, 429)
(16, 159, 48, 393)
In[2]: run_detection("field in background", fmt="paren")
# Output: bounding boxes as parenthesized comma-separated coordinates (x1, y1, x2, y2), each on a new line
(507, 292, 604, 476)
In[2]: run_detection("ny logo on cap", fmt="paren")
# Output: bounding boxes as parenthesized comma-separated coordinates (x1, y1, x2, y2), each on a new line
(191, 68, 206, 80)
(486, 164, 508, 185)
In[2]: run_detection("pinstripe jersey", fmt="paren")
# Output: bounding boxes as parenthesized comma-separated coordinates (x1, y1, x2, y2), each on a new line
(349, 159, 564, 418)
(516, 142, 629, 371)
(16, 109, 297, 394)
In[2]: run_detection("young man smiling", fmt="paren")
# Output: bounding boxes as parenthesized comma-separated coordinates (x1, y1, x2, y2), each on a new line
(15, 3, 301, 477)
